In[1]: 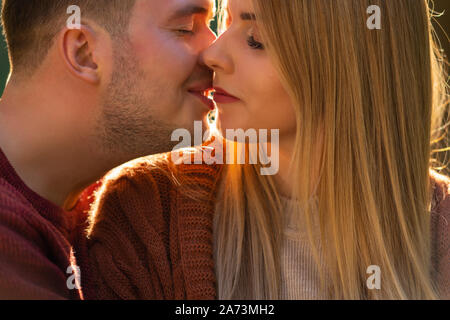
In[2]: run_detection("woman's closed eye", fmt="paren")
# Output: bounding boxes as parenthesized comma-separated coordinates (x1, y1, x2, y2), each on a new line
(247, 35, 264, 50)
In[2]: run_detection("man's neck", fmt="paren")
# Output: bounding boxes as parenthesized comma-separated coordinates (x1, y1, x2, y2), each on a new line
(0, 81, 107, 208)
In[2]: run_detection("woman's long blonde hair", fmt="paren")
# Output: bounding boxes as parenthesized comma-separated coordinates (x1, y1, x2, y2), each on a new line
(213, 0, 449, 299)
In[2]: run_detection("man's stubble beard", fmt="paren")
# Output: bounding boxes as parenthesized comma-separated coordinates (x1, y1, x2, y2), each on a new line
(97, 41, 179, 165)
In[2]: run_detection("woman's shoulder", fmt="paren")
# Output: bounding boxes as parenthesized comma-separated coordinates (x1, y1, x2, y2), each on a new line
(429, 169, 450, 299)
(86, 152, 223, 233)
(97, 153, 175, 198)
(98, 151, 223, 200)
(84, 151, 222, 299)
(429, 169, 449, 245)
(429, 169, 450, 214)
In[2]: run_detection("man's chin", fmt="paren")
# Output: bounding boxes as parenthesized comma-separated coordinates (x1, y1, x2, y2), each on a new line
(179, 103, 211, 127)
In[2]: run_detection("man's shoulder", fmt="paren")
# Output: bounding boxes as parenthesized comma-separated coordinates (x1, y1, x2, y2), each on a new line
(0, 178, 72, 300)
(0, 177, 37, 220)
(0, 177, 48, 247)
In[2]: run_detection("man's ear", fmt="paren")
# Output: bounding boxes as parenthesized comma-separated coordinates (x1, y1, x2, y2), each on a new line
(59, 25, 100, 84)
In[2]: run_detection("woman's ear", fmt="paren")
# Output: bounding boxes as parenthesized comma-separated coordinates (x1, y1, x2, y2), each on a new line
(59, 25, 100, 84)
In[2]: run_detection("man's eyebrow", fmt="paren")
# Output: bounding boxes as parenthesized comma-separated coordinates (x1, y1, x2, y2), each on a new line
(240, 12, 256, 21)
(168, 5, 212, 22)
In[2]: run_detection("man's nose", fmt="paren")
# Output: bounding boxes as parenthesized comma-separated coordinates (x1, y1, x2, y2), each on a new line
(197, 28, 217, 67)
(201, 27, 218, 52)
(200, 34, 232, 74)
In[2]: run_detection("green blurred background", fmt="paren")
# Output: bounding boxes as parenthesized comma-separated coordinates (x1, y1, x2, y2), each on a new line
(0, 17, 7, 94)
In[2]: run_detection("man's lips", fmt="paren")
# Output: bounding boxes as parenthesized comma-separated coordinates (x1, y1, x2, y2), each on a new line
(213, 87, 241, 104)
(188, 86, 215, 110)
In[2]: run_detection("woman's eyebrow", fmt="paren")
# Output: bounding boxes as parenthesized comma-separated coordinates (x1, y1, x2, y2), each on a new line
(240, 12, 256, 21)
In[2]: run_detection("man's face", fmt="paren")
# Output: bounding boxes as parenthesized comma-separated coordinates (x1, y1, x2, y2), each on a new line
(99, 0, 216, 160)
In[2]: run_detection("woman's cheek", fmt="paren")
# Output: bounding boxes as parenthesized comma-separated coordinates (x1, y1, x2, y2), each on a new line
(254, 75, 296, 132)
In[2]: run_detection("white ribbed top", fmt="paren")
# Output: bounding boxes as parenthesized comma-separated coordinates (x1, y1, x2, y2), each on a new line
(214, 196, 328, 299)
(279, 196, 326, 299)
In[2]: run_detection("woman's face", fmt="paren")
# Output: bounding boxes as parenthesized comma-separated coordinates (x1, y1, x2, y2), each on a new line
(202, 0, 296, 137)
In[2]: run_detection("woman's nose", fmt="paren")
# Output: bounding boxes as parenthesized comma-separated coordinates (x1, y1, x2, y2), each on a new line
(200, 34, 233, 74)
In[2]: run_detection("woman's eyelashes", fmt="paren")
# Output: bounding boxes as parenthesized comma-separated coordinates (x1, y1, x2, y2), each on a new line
(246, 26, 265, 50)
(247, 35, 264, 50)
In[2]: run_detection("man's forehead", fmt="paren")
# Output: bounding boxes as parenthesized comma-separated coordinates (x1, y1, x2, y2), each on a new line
(165, 0, 215, 16)
(132, 0, 216, 25)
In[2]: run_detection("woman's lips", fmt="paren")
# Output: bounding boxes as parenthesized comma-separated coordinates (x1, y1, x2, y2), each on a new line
(213, 87, 241, 104)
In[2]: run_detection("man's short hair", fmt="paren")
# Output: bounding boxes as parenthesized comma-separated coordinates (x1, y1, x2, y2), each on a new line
(1, 0, 136, 75)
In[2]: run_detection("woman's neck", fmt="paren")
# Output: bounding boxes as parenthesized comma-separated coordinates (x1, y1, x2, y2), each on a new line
(274, 130, 324, 200)
(273, 136, 296, 198)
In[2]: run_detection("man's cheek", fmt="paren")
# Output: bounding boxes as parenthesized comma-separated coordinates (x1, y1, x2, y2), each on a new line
(168, 40, 200, 69)
(156, 49, 197, 87)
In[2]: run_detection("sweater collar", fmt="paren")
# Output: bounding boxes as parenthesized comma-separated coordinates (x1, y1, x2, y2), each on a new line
(0, 147, 68, 232)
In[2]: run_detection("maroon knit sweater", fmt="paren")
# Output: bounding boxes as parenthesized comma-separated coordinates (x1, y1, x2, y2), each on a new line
(0, 148, 91, 299)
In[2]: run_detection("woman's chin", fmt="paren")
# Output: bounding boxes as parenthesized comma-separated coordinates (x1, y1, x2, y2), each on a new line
(217, 110, 250, 133)
(218, 121, 251, 134)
